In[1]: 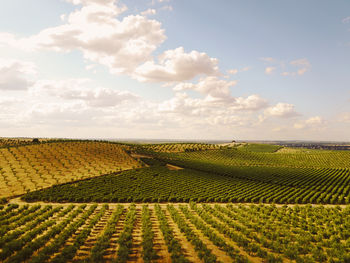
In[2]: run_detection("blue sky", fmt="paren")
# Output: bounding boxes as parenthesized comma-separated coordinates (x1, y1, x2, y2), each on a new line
(0, 0, 349, 140)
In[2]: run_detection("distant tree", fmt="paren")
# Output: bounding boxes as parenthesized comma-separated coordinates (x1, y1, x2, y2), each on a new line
(32, 138, 40, 143)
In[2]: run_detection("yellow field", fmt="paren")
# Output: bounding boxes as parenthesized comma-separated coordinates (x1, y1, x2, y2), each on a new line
(0, 141, 142, 198)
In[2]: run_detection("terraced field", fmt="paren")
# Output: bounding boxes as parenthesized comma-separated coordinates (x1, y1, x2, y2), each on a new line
(1, 203, 350, 263)
(0, 141, 142, 198)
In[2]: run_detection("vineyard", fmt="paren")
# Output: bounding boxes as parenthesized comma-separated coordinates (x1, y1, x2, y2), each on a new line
(0, 141, 142, 198)
(0, 203, 349, 262)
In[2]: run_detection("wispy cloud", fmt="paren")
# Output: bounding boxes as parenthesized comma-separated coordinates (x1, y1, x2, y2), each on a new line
(342, 16, 350, 23)
(261, 57, 311, 76)
(265, 66, 276, 75)
(227, 66, 250, 75)
(141, 8, 157, 16)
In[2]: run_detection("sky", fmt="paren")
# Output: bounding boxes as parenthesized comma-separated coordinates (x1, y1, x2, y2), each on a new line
(0, 0, 349, 141)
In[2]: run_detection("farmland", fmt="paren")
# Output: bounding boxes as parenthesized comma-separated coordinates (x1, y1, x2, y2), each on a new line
(22, 165, 350, 204)
(0, 141, 142, 198)
(1, 140, 350, 262)
(0, 203, 350, 262)
(22, 143, 350, 204)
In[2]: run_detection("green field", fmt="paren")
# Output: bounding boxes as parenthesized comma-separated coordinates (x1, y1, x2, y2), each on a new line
(21, 143, 350, 204)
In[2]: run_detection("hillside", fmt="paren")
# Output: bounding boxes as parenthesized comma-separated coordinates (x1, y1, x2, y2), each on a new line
(22, 144, 350, 204)
(0, 141, 142, 198)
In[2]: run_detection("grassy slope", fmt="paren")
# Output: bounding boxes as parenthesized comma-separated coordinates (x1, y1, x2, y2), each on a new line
(0, 141, 142, 198)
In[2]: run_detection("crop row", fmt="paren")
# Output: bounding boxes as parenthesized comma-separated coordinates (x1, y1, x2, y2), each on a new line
(0, 141, 142, 198)
(22, 165, 350, 204)
(1, 203, 349, 262)
(154, 147, 350, 169)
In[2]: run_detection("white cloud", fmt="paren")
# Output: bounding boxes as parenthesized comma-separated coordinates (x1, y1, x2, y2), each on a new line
(65, 0, 120, 6)
(174, 76, 236, 99)
(261, 57, 311, 76)
(141, 9, 157, 16)
(158, 92, 267, 124)
(134, 47, 219, 82)
(160, 5, 173, 11)
(264, 103, 299, 118)
(260, 57, 278, 63)
(227, 66, 250, 75)
(0, 59, 37, 90)
(305, 116, 324, 125)
(234, 94, 268, 111)
(294, 116, 326, 129)
(31, 79, 139, 107)
(227, 69, 238, 75)
(289, 58, 311, 75)
(0, 1, 324, 140)
(265, 66, 276, 75)
(173, 76, 268, 112)
(337, 112, 350, 123)
(151, 0, 170, 5)
(0, 1, 166, 75)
